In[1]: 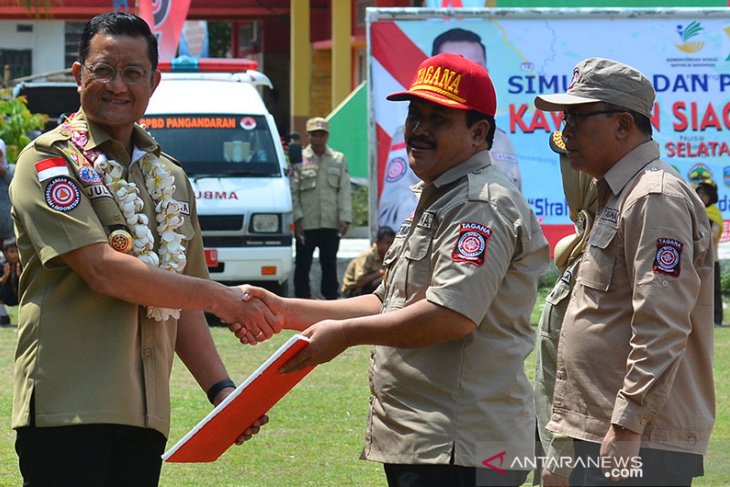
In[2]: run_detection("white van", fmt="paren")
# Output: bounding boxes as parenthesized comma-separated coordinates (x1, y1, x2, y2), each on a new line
(141, 59, 293, 294)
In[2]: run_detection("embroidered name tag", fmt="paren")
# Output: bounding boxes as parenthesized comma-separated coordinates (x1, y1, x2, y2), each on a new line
(600, 207, 619, 224)
(36, 157, 69, 182)
(45, 177, 80, 212)
(417, 211, 435, 230)
(171, 200, 190, 216)
(451, 221, 492, 266)
(84, 184, 112, 200)
(653, 238, 684, 277)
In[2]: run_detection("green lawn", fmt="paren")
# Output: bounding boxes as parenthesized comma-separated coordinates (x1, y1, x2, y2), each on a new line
(0, 316, 727, 485)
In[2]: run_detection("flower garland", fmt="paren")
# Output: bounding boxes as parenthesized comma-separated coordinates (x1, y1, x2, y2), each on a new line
(63, 113, 186, 321)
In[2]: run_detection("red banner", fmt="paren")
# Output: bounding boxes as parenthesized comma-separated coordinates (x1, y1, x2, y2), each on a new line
(138, 0, 192, 61)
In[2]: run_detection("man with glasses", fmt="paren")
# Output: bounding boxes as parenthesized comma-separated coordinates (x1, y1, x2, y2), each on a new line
(535, 58, 714, 486)
(10, 11, 272, 485)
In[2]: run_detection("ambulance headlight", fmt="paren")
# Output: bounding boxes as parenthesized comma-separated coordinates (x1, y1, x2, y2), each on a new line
(250, 213, 280, 233)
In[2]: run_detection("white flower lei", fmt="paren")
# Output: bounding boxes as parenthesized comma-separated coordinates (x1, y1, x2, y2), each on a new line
(64, 114, 186, 321)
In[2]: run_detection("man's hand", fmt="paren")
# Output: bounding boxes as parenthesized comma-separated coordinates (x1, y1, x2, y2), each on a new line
(214, 388, 269, 445)
(295, 219, 305, 244)
(218, 286, 280, 345)
(228, 285, 284, 345)
(600, 424, 641, 481)
(542, 468, 570, 487)
(338, 221, 349, 238)
(279, 320, 351, 373)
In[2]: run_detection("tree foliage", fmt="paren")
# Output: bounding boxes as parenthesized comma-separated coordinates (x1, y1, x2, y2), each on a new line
(0, 89, 47, 163)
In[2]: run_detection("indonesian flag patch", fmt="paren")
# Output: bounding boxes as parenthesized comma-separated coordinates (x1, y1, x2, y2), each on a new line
(35, 157, 69, 182)
(653, 238, 684, 277)
(452, 221, 492, 266)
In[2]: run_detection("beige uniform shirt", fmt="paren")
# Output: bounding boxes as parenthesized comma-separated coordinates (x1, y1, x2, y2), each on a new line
(10, 112, 208, 437)
(549, 141, 715, 455)
(290, 145, 352, 230)
(341, 243, 383, 297)
(365, 151, 549, 467)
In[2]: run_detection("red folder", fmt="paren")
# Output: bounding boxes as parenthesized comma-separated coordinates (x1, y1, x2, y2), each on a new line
(163, 334, 314, 463)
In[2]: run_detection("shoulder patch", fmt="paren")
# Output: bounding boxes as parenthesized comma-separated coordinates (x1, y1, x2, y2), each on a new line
(451, 221, 492, 266)
(467, 171, 491, 202)
(35, 157, 69, 182)
(653, 238, 683, 277)
(45, 176, 81, 212)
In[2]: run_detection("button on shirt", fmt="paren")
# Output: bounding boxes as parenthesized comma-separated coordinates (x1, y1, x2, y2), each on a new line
(548, 141, 715, 455)
(365, 150, 549, 467)
(290, 145, 352, 230)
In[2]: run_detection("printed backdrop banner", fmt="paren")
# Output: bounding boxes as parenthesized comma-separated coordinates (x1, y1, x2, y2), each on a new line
(138, 0, 192, 61)
(368, 8, 730, 248)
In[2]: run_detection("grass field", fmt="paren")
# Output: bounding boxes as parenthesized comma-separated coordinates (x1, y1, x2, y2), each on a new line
(0, 307, 727, 485)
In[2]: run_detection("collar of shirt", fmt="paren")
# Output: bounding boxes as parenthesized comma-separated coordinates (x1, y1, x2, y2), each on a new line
(600, 140, 661, 198)
(431, 149, 492, 189)
(303, 145, 333, 159)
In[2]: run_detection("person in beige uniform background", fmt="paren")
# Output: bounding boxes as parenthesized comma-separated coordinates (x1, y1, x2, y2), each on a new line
(340, 225, 395, 297)
(231, 53, 549, 487)
(10, 12, 271, 486)
(534, 130, 597, 487)
(535, 58, 714, 486)
(291, 117, 352, 299)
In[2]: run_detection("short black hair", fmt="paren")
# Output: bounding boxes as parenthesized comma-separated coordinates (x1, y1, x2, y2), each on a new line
(432, 28, 487, 64)
(466, 110, 496, 150)
(604, 103, 653, 137)
(376, 226, 396, 241)
(78, 11, 158, 70)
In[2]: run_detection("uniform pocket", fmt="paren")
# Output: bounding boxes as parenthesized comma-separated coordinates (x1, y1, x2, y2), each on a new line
(327, 166, 341, 188)
(579, 224, 616, 292)
(404, 227, 432, 298)
(299, 167, 318, 191)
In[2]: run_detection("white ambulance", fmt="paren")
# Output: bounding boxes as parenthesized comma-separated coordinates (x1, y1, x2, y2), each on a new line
(141, 58, 293, 294)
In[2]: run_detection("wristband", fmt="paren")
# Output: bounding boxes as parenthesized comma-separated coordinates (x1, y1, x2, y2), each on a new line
(206, 378, 235, 404)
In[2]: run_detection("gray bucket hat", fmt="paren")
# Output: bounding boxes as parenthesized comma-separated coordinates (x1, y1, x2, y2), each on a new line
(534, 58, 655, 118)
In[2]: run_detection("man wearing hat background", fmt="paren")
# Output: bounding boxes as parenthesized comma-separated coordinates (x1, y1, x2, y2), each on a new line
(535, 58, 714, 486)
(290, 116, 352, 299)
(232, 52, 549, 487)
(0, 139, 15, 325)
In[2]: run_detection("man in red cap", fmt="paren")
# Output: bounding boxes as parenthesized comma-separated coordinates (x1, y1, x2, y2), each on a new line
(231, 53, 549, 487)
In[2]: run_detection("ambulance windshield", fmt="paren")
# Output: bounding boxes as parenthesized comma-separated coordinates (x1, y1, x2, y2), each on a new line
(139, 114, 281, 177)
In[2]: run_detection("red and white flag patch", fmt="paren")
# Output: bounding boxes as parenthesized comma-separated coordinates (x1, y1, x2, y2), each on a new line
(35, 157, 69, 182)
(653, 238, 683, 277)
(452, 221, 492, 266)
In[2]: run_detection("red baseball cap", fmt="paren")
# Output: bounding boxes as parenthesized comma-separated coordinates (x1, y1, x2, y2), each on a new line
(387, 53, 496, 117)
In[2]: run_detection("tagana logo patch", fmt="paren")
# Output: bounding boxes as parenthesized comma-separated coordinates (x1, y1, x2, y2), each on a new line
(675, 21, 705, 53)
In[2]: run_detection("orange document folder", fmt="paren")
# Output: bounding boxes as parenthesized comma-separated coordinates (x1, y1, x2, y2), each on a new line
(163, 334, 314, 463)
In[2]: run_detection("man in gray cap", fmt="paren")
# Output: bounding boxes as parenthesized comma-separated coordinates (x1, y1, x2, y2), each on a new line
(535, 58, 714, 486)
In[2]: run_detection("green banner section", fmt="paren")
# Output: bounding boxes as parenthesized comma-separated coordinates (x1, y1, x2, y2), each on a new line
(327, 81, 368, 184)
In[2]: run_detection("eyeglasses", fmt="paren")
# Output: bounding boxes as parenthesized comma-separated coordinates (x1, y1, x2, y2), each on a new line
(82, 62, 148, 85)
(561, 110, 625, 128)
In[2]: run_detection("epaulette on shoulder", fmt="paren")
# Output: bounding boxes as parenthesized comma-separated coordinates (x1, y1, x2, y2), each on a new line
(161, 151, 183, 168)
(642, 164, 666, 195)
(32, 127, 70, 152)
(467, 170, 491, 202)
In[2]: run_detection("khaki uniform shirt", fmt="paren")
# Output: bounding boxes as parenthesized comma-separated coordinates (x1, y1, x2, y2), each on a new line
(549, 141, 715, 455)
(10, 111, 208, 437)
(290, 145, 352, 230)
(341, 243, 383, 297)
(365, 151, 549, 467)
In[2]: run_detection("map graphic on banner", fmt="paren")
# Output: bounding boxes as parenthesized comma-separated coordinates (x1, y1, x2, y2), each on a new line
(368, 9, 730, 246)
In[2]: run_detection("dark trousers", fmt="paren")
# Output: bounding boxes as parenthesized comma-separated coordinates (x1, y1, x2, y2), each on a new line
(570, 439, 703, 487)
(384, 463, 528, 487)
(294, 228, 340, 299)
(16, 424, 167, 487)
(714, 261, 723, 325)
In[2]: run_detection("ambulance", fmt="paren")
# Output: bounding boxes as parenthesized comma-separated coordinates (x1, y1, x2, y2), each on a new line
(141, 58, 293, 294)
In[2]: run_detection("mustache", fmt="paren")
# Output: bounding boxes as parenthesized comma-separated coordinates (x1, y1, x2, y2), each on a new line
(406, 136, 436, 148)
